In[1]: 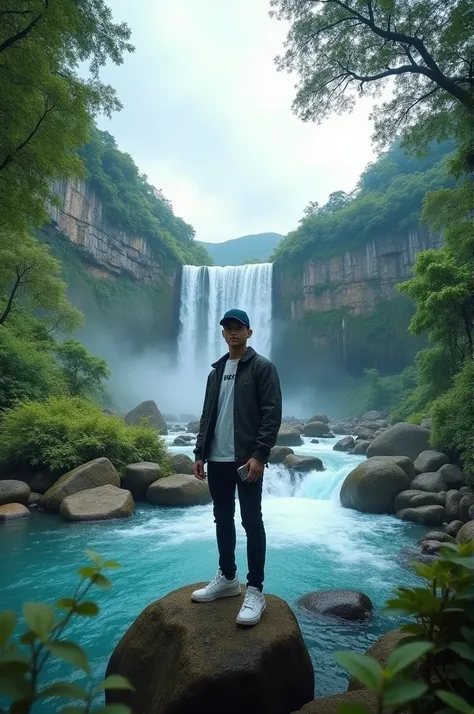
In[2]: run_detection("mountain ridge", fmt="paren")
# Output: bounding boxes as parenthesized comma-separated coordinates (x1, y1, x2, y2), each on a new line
(198, 232, 283, 266)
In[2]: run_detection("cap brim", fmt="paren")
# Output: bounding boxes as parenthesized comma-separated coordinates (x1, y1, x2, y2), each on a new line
(220, 318, 248, 327)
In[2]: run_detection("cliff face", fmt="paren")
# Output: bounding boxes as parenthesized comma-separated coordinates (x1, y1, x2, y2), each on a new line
(48, 179, 175, 285)
(276, 227, 442, 320)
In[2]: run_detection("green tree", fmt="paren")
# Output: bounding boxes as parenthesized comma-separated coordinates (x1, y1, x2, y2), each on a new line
(271, 0, 473, 151)
(0, 231, 82, 331)
(0, 0, 134, 234)
(55, 339, 110, 396)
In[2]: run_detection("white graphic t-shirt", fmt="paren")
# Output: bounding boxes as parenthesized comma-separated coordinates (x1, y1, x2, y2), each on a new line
(208, 358, 239, 462)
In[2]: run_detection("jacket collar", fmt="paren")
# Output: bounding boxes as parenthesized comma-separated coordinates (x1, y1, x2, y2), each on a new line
(212, 346, 256, 369)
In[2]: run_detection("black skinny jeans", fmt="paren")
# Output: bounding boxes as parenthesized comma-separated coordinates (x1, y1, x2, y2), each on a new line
(207, 461, 266, 591)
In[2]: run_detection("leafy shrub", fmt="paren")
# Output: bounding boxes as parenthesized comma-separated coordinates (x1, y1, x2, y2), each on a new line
(336, 542, 474, 714)
(0, 549, 133, 713)
(55, 339, 110, 397)
(0, 396, 169, 475)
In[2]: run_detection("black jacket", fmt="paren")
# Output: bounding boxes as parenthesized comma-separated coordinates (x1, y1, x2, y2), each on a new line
(194, 347, 282, 464)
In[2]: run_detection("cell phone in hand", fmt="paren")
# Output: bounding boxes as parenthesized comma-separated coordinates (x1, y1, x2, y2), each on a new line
(237, 464, 248, 481)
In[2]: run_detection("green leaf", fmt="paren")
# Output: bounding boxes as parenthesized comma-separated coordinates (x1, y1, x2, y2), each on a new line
(60, 708, 86, 714)
(337, 704, 371, 714)
(460, 627, 474, 643)
(400, 623, 426, 635)
(334, 652, 382, 692)
(0, 611, 16, 648)
(97, 675, 134, 692)
(19, 631, 36, 645)
(445, 557, 474, 570)
(94, 706, 131, 714)
(92, 574, 112, 591)
(384, 680, 428, 706)
(386, 641, 433, 675)
(436, 690, 473, 713)
(450, 642, 474, 662)
(75, 602, 99, 617)
(0, 674, 32, 700)
(23, 602, 56, 640)
(84, 549, 102, 566)
(56, 598, 76, 611)
(103, 561, 121, 569)
(46, 640, 90, 674)
(0, 661, 30, 677)
(77, 567, 97, 579)
(39, 681, 89, 700)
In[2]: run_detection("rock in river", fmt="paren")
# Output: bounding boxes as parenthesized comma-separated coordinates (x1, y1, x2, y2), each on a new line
(284, 454, 324, 473)
(297, 589, 372, 621)
(0, 480, 30, 506)
(40, 458, 120, 512)
(340, 459, 409, 514)
(414, 450, 449, 474)
(60, 485, 134, 522)
(124, 400, 168, 435)
(121, 462, 161, 500)
(366, 422, 430, 461)
(147, 474, 211, 507)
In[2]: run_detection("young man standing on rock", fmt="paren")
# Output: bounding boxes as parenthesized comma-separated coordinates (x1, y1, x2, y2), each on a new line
(192, 308, 282, 625)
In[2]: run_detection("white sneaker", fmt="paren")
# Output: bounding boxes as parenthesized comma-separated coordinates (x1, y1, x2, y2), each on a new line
(236, 586, 266, 626)
(191, 570, 241, 602)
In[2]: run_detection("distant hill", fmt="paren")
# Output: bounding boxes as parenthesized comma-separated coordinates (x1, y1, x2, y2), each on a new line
(198, 232, 283, 266)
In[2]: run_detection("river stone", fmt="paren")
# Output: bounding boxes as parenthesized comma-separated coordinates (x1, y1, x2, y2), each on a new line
(421, 540, 444, 554)
(124, 400, 168, 435)
(308, 413, 329, 424)
(350, 440, 370, 455)
(362, 410, 386, 422)
(284, 454, 324, 473)
(0, 480, 30, 506)
(187, 421, 200, 434)
(340, 460, 409, 514)
(445, 490, 462, 521)
(399, 544, 438, 568)
(169, 454, 194, 475)
(419, 530, 455, 544)
(366, 423, 430, 461)
(397, 505, 446, 526)
(39, 458, 120, 512)
(106, 584, 314, 714)
(459, 494, 474, 522)
(303, 421, 332, 438)
(446, 520, 464, 537)
(147, 474, 211, 507)
(394, 490, 446, 511)
(173, 434, 194, 447)
(348, 629, 407, 691)
(0, 503, 31, 521)
(60, 485, 134, 522)
(121, 462, 161, 500)
(28, 492, 41, 507)
(333, 436, 355, 452)
(367, 455, 416, 481)
(414, 450, 449, 474)
(276, 424, 303, 446)
(456, 521, 474, 544)
(297, 590, 372, 621)
(438, 464, 465, 488)
(411, 472, 448, 493)
(310, 439, 319, 444)
(353, 426, 374, 441)
(331, 425, 349, 435)
(269, 446, 294, 464)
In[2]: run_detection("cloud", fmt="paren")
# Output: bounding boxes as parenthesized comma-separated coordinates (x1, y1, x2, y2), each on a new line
(97, 0, 376, 242)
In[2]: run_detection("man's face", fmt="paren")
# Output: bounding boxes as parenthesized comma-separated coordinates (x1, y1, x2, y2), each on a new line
(222, 320, 252, 348)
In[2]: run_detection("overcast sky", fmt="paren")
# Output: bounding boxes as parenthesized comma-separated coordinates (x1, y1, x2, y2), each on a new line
(97, 0, 376, 243)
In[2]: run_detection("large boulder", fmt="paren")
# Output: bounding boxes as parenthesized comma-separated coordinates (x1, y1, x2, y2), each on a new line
(308, 413, 329, 424)
(0, 503, 30, 521)
(284, 454, 325, 473)
(147, 475, 211, 507)
(353, 426, 374, 441)
(333, 436, 355, 452)
(60, 485, 134, 522)
(350, 440, 370, 455)
(304, 421, 332, 438)
(414, 450, 449, 474)
(269, 446, 294, 464)
(121, 462, 161, 500)
(169, 454, 194, 475)
(173, 434, 194, 446)
(438, 464, 465, 488)
(366, 423, 430, 461)
(456, 521, 474, 544)
(367, 455, 416, 481)
(28, 493, 41, 507)
(276, 424, 303, 447)
(106, 584, 314, 714)
(394, 489, 445, 511)
(446, 520, 464, 537)
(419, 530, 455, 544)
(187, 421, 200, 434)
(459, 494, 474, 522)
(340, 460, 409, 514)
(397, 505, 446, 526)
(292, 690, 394, 714)
(411, 472, 448, 493)
(445, 490, 462, 521)
(0, 480, 30, 506)
(348, 630, 407, 692)
(39, 458, 120, 512)
(124, 400, 167, 434)
(362, 410, 386, 422)
(297, 590, 372, 621)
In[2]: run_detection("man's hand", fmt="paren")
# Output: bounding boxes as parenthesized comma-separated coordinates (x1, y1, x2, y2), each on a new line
(193, 460, 206, 481)
(244, 457, 264, 482)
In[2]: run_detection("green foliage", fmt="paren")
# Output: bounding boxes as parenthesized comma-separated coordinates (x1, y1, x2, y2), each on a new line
(0, 0, 133, 236)
(336, 542, 474, 714)
(271, 0, 472, 151)
(0, 396, 169, 475)
(0, 549, 133, 714)
(56, 340, 110, 397)
(0, 232, 82, 331)
(78, 128, 211, 266)
(274, 140, 454, 264)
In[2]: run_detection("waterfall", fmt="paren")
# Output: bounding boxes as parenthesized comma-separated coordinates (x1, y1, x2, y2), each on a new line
(178, 264, 273, 376)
